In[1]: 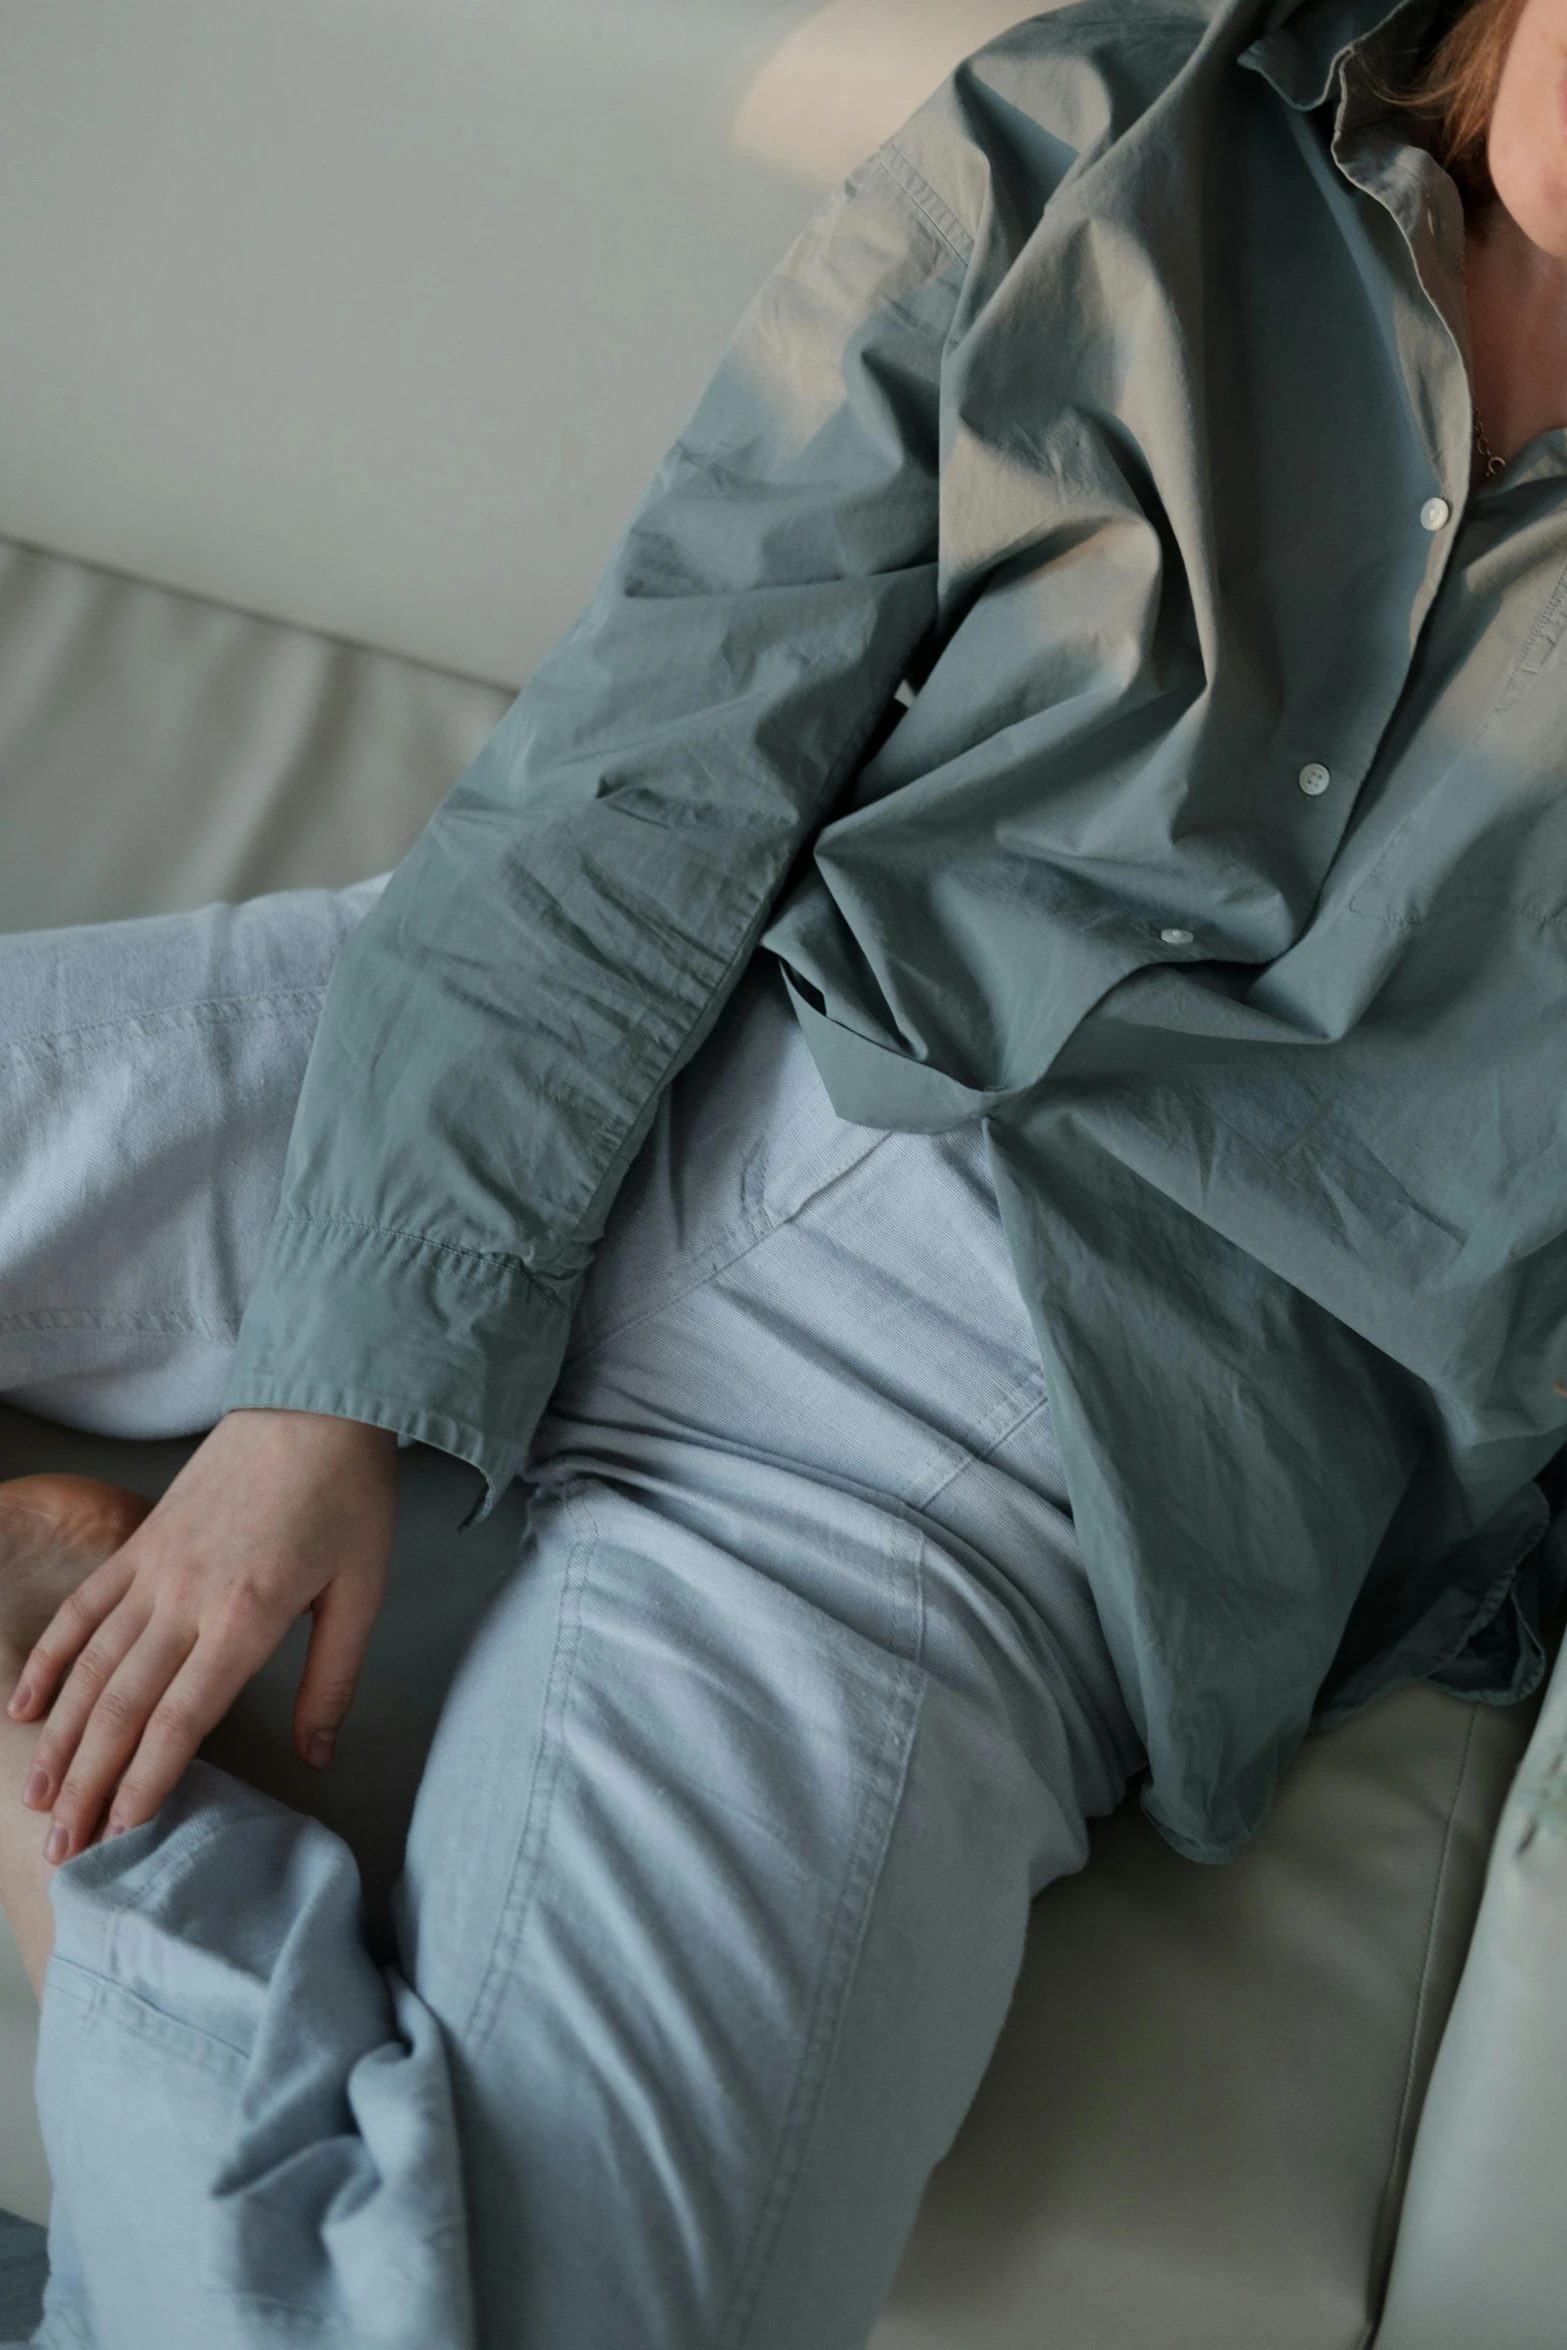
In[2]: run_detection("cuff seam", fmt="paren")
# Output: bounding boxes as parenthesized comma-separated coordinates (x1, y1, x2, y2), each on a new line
(270, 1208, 564, 1300)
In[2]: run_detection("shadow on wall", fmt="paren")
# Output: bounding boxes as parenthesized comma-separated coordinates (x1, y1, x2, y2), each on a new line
(730, 0, 1058, 187)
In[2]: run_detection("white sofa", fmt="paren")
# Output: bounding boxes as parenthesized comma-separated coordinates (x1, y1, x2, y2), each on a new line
(1, 6, 1564, 2342)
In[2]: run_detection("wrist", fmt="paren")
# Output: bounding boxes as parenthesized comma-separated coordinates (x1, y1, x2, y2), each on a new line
(221, 1407, 399, 1459)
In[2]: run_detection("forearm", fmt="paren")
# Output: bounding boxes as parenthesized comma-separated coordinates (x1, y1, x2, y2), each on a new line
(225, 148, 966, 1500)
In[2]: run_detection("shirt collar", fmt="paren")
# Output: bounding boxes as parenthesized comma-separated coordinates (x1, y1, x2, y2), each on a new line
(1237, 0, 1450, 110)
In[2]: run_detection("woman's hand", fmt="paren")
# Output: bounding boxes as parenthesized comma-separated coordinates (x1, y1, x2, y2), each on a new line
(7, 1408, 398, 1862)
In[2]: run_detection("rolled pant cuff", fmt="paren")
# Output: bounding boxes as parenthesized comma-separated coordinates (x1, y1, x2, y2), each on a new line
(36, 1762, 474, 2350)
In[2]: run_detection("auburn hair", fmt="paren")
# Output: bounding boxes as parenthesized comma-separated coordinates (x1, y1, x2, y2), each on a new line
(1374, 0, 1531, 202)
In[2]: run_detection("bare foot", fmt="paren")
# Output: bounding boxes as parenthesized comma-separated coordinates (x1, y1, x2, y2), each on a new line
(0, 1476, 151, 1674)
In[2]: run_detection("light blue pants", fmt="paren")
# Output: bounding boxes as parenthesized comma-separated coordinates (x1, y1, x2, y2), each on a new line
(0, 887, 1141, 2350)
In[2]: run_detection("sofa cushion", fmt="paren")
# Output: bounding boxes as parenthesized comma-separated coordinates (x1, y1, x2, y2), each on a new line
(1372, 1629, 1567, 2350)
(869, 1672, 1533, 2350)
(0, 538, 510, 933)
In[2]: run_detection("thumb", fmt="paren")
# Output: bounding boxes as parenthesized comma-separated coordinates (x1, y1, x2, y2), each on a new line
(294, 1572, 381, 1769)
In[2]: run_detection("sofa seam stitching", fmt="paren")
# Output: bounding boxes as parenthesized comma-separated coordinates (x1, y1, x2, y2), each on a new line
(1366, 1702, 1481, 2333)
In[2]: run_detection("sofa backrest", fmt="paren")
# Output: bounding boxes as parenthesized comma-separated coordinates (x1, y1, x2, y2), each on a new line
(0, 0, 1040, 688)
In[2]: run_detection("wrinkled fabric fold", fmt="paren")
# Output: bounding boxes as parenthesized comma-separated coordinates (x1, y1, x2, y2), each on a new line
(35, 1767, 474, 2350)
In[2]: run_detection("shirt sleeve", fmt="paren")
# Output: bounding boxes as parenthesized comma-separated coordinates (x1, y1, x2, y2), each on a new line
(223, 144, 972, 1507)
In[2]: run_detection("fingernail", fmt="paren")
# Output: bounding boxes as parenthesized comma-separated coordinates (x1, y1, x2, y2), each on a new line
(21, 1768, 49, 1809)
(306, 1731, 335, 1770)
(7, 1683, 32, 1719)
(43, 1822, 68, 1865)
(105, 1819, 127, 1840)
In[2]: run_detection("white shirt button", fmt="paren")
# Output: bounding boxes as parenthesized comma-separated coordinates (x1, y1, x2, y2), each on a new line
(1160, 926, 1194, 946)
(1420, 496, 1451, 531)
(1298, 761, 1331, 796)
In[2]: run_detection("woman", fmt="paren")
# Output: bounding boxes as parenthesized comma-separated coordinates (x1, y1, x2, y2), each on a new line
(0, 0, 1564, 2337)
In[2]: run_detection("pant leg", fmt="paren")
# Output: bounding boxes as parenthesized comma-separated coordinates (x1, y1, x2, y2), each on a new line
(34, 1765, 474, 2350)
(30, 955, 1140, 2350)
(404, 958, 1141, 2348)
(0, 878, 384, 1437)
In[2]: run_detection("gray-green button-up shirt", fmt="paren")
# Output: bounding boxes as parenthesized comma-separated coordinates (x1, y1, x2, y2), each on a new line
(228, 0, 1567, 1862)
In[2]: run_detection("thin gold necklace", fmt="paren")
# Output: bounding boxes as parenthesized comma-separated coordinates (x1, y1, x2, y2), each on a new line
(1473, 403, 1505, 481)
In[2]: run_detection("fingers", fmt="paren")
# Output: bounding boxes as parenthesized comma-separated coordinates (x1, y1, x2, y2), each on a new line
(98, 1633, 266, 1840)
(8, 1413, 400, 1860)
(7, 1551, 139, 1723)
(30, 1618, 196, 1859)
(24, 1573, 293, 1859)
(293, 1572, 382, 1770)
(19, 1590, 154, 1818)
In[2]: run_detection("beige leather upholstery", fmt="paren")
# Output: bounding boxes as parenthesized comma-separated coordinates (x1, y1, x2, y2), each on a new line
(870, 1681, 1533, 2350)
(0, 535, 1548, 2339)
(1373, 1637, 1567, 2350)
(0, 538, 510, 930)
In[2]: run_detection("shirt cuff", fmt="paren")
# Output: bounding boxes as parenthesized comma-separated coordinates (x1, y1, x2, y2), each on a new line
(223, 1210, 576, 1517)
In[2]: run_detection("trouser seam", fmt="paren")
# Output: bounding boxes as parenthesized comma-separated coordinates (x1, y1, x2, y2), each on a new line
(457, 1488, 593, 2057)
(0, 986, 327, 1063)
(0, 1308, 239, 1338)
(724, 1529, 927, 2350)
(906, 1377, 1056, 1514)
(564, 1128, 898, 1369)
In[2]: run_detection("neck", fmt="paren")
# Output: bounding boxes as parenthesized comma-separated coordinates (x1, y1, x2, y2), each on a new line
(1465, 197, 1567, 466)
